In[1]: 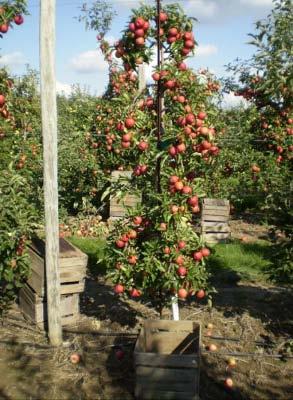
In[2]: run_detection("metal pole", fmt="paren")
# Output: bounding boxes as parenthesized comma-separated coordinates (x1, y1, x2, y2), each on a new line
(40, 0, 62, 346)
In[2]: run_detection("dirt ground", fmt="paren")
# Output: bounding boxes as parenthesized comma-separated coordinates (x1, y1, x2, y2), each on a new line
(0, 273, 292, 400)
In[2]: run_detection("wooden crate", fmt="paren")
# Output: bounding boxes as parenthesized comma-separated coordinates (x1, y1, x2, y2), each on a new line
(19, 283, 79, 329)
(27, 238, 87, 296)
(201, 198, 231, 244)
(134, 320, 201, 400)
(109, 170, 141, 219)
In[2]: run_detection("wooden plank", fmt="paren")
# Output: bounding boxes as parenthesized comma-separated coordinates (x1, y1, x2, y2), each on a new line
(111, 170, 132, 181)
(202, 209, 230, 217)
(203, 198, 229, 206)
(30, 238, 88, 261)
(136, 377, 197, 394)
(202, 205, 230, 211)
(136, 366, 195, 382)
(135, 387, 198, 400)
(202, 223, 230, 233)
(134, 352, 199, 368)
(144, 320, 197, 332)
(19, 288, 79, 324)
(202, 215, 229, 222)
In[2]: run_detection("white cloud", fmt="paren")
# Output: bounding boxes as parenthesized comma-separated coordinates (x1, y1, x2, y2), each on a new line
(240, 0, 273, 6)
(184, 0, 218, 19)
(0, 51, 27, 68)
(222, 91, 249, 109)
(196, 44, 218, 57)
(70, 50, 108, 74)
(56, 81, 73, 96)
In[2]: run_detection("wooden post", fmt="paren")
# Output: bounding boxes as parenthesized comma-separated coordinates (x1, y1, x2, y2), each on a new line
(40, 0, 62, 346)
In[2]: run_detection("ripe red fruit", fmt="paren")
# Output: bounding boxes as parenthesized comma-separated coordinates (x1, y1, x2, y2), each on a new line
(165, 80, 176, 89)
(138, 141, 149, 151)
(0, 95, 6, 106)
(125, 118, 135, 128)
(197, 111, 207, 120)
(177, 266, 187, 277)
(116, 240, 126, 249)
(114, 284, 124, 294)
(178, 288, 188, 299)
(196, 289, 205, 299)
(152, 72, 161, 81)
(188, 196, 198, 206)
(130, 288, 141, 298)
(178, 241, 186, 250)
(171, 205, 179, 214)
(202, 140, 212, 150)
(177, 95, 185, 103)
(0, 24, 9, 33)
(175, 255, 184, 265)
(193, 252, 203, 261)
(184, 39, 194, 49)
(182, 186, 192, 195)
(181, 48, 190, 56)
(168, 27, 178, 36)
(169, 146, 177, 157)
(121, 234, 129, 242)
(143, 21, 149, 31)
(115, 349, 125, 360)
(135, 37, 145, 46)
(135, 28, 145, 37)
(129, 22, 136, 32)
(70, 353, 81, 364)
(276, 145, 283, 154)
(251, 165, 260, 173)
(164, 246, 171, 254)
(14, 15, 24, 25)
(224, 378, 233, 389)
(128, 230, 137, 240)
(178, 62, 187, 71)
(135, 17, 145, 29)
(122, 133, 132, 141)
(177, 143, 186, 153)
(174, 181, 184, 191)
(186, 114, 195, 125)
(133, 216, 143, 225)
(128, 255, 138, 265)
(121, 141, 131, 149)
(167, 36, 177, 44)
(169, 175, 179, 184)
(159, 12, 168, 22)
(201, 248, 210, 257)
(183, 32, 193, 40)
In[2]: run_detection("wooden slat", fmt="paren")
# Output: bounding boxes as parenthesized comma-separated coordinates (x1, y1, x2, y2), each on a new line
(202, 222, 230, 233)
(136, 366, 195, 382)
(19, 286, 79, 324)
(136, 377, 197, 394)
(135, 352, 199, 368)
(135, 387, 199, 400)
(202, 215, 229, 222)
(202, 209, 229, 216)
(202, 204, 229, 211)
(203, 198, 229, 206)
(203, 233, 230, 243)
(144, 320, 197, 332)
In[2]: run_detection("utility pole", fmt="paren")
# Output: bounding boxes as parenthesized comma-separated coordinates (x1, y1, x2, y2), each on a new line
(40, 0, 62, 346)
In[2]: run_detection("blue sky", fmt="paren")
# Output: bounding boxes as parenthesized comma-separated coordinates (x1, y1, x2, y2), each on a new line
(0, 0, 274, 104)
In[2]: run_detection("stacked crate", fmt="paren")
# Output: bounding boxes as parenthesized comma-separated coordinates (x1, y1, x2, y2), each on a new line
(134, 320, 201, 400)
(201, 198, 231, 244)
(19, 238, 87, 329)
(109, 170, 141, 220)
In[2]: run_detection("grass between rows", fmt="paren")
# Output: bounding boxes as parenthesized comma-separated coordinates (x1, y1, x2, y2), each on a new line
(68, 236, 272, 286)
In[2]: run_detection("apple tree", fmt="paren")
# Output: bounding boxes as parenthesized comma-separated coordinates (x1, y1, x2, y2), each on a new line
(93, 3, 222, 316)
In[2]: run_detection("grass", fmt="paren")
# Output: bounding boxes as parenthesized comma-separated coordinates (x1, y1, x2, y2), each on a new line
(68, 236, 107, 274)
(207, 240, 272, 285)
(68, 236, 273, 285)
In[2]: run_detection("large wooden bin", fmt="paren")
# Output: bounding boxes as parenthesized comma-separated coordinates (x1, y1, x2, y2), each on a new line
(26, 237, 87, 296)
(201, 198, 231, 244)
(134, 320, 201, 400)
(109, 170, 141, 219)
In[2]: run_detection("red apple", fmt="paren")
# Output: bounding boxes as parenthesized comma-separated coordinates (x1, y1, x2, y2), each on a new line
(114, 284, 124, 294)
(14, 15, 24, 25)
(196, 289, 205, 299)
(201, 248, 210, 257)
(177, 266, 187, 277)
(178, 288, 188, 299)
(70, 353, 81, 364)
